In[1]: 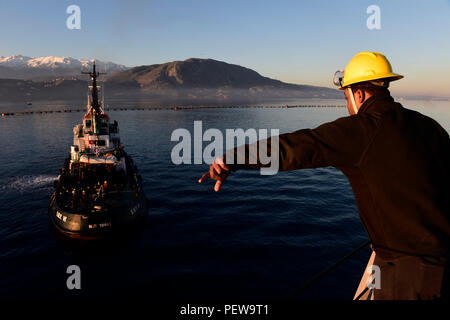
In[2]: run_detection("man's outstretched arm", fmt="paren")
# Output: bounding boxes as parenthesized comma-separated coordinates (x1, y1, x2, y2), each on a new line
(199, 115, 374, 191)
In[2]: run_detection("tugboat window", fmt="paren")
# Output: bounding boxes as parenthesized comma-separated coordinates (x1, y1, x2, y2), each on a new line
(85, 119, 91, 127)
(99, 119, 109, 135)
(95, 140, 106, 146)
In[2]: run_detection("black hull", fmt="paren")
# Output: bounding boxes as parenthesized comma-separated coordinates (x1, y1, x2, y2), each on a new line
(49, 192, 149, 240)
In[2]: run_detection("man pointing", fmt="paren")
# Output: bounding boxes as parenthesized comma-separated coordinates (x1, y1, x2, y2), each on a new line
(199, 52, 449, 300)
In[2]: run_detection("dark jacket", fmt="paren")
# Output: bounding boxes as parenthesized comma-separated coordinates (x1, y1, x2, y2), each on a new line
(225, 92, 450, 261)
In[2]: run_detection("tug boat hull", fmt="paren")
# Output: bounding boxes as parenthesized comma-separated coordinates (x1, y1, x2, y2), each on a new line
(49, 190, 148, 240)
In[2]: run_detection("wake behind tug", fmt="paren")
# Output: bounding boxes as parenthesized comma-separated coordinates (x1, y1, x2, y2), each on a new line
(48, 63, 148, 240)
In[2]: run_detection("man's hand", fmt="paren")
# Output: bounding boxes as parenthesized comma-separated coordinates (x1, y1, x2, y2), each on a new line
(198, 157, 230, 192)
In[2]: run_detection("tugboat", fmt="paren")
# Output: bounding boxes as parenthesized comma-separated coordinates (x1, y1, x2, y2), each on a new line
(49, 63, 148, 240)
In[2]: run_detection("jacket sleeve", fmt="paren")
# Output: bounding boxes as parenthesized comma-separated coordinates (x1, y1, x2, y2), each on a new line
(224, 114, 376, 171)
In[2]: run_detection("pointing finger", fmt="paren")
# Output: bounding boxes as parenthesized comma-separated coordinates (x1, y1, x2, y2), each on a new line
(214, 180, 222, 192)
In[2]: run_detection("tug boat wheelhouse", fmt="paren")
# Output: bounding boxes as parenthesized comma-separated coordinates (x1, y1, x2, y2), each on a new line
(49, 63, 148, 240)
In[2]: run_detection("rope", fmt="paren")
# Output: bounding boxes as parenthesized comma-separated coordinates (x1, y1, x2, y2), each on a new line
(293, 240, 371, 296)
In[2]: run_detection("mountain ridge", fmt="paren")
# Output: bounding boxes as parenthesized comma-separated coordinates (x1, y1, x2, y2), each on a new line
(107, 58, 332, 91)
(0, 54, 128, 80)
(0, 56, 341, 103)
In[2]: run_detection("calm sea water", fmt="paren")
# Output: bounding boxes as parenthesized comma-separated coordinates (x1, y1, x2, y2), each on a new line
(0, 98, 449, 301)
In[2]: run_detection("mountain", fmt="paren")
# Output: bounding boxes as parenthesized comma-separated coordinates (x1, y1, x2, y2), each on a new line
(108, 58, 288, 88)
(0, 57, 341, 103)
(0, 55, 128, 80)
(108, 58, 324, 89)
(106, 58, 340, 100)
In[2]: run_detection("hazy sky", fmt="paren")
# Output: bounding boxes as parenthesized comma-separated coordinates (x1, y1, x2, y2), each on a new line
(0, 0, 449, 96)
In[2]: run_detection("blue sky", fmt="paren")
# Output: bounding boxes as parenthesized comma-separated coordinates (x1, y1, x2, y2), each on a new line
(0, 0, 449, 96)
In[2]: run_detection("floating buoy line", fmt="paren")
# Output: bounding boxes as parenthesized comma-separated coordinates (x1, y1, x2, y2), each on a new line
(1, 104, 346, 117)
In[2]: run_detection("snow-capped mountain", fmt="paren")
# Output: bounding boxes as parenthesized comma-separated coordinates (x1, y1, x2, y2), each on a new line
(0, 54, 32, 67)
(0, 55, 129, 79)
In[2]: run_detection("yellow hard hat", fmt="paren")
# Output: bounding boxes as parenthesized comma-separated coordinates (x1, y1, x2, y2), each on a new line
(334, 51, 403, 90)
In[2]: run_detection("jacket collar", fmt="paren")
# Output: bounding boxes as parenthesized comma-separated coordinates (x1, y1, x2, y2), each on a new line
(358, 91, 394, 114)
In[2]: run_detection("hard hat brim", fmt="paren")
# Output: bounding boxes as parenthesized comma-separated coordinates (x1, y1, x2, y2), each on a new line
(338, 73, 404, 90)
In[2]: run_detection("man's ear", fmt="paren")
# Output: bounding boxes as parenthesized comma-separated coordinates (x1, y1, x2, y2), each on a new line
(354, 89, 365, 104)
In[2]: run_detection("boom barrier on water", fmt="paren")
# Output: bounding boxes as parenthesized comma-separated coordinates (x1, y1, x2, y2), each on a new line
(1, 104, 346, 117)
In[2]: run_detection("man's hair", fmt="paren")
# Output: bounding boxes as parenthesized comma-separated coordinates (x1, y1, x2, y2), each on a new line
(351, 81, 390, 97)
